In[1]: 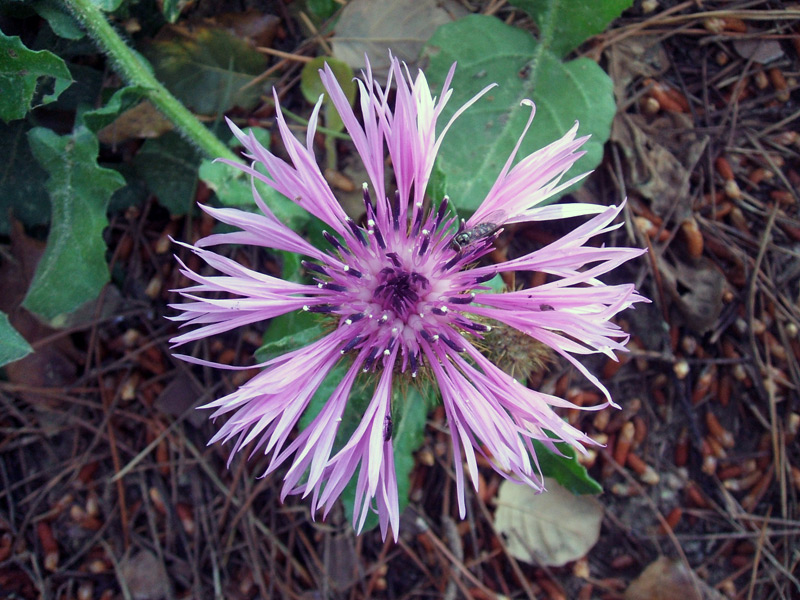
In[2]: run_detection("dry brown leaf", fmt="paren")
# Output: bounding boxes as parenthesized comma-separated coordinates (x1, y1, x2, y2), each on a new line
(493, 478, 603, 566)
(331, 0, 467, 76)
(119, 550, 171, 600)
(733, 38, 784, 63)
(606, 36, 669, 102)
(611, 113, 708, 220)
(97, 101, 174, 145)
(1, 220, 77, 391)
(659, 257, 726, 334)
(625, 556, 725, 600)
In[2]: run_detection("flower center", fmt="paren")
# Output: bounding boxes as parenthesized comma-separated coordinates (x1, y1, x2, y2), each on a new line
(373, 266, 429, 317)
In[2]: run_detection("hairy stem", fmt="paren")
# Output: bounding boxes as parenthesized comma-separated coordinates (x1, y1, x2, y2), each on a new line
(64, 0, 238, 162)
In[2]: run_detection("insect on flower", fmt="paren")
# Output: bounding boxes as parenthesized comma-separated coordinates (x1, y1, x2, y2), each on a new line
(450, 211, 507, 252)
(169, 54, 647, 542)
(383, 414, 393, 442)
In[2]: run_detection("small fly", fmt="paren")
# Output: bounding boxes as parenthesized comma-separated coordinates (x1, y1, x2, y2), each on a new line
(450, 211, 507, 252)
(383, 414, 393, 441)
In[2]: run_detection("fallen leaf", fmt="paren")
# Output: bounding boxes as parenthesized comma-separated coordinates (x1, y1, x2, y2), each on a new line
(659, 257, 726, 334)
(625, 556, 724, 600)
(733, 38, 783, 63)
(145, 26, 268, 115)
(119, 550, 171, 600)
(97, 101, 174, 145)
(331, 0, 467, 76)
(606, 35, 669, 103)
(493, 478, 603, 566)
(612, 113, 708, 220)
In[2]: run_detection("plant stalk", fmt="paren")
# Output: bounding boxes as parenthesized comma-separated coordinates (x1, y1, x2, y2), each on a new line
(64, 0, 239, 162)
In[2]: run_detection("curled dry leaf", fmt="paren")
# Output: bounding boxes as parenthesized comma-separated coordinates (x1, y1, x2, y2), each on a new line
(625, 556, 725, 600)
(611, 113, 708, 220)
(331, 0, 467, 76)
(97, 101, 174, 145)
(659, 257, 726, 334)
(733, 38, 784, 64)
(493, 478, 603, 567)
(119, 550, 171, 600)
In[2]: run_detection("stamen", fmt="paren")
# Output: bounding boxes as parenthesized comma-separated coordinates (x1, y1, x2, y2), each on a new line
(411, 203, 424, 236)
(372, 224, 386, 249)
(418, 233, 430, 256)
(448, 293, 475, 304)
(441, 335, 464, 352)
(346, 218, 367, 246)
(362, 184, 373, 215)
(363, 346, 381, 371)
(343, 266, 363, 278)
(443, 254, 462, 271)
(301, 260, 329, 276)
(344, 312, 365, 325)
(341, 335, 364, 354)
(323, 231, 350, 254)
(320, 282, 348, 292)
(434, 196, 450, 231)
(304, 305, 340, 313)
(392, 190, 401, 231)
(474, 272, 496, 284)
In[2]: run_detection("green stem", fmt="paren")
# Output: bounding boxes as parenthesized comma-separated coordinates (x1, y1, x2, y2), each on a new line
(64, 0, 238, 163)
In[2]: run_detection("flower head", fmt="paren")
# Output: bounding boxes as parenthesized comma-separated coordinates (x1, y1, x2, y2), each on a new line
(170, 56, 647, 540)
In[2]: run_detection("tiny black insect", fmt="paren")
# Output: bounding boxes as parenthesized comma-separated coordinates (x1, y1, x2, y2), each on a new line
(383, 414, 393, 441)
(450, 211, 507, 252)
(451, 222, 501, 252)
(540, 304, 555, 311)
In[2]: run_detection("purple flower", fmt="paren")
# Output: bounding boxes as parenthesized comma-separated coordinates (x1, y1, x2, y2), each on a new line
(170, 56, 646, 540)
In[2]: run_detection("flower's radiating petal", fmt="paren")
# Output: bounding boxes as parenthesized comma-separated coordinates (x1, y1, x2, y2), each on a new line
(170, 53, 647, 542)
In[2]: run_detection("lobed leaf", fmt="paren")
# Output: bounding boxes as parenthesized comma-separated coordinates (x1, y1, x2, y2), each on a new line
(0, 30, 72, 122)
(145, 27, 267, 115)
(423, 15, 615, 213)
(510, 0, 633, 58)
(23, 126, 125, 324)
(0, 312, 33, 368)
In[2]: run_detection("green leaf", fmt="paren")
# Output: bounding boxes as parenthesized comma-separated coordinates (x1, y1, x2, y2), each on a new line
(160, 0, 185, 23)
(533, 438, 601, 495)
(510, 0, 633, 58)
(0, 120, 50, 235)
(388, 384, 429, 511)
(79, 85, 147, 132)
(145, 28, 268, 115)
(0, 30, 72, 122)
(23, 126, 125, 323)
(134, 132, 200, 214)
(0, 312, 33, 368)
(256, 317, 325, 363)
(306, 0, 339, 21)
(423, 15, 615, 213)
(199, 159, 310, 232)
(89, 0, 125, 11)
(300, 56, 356, 132)
(425, 157, 447, 206)
(30, 0, 86, 40)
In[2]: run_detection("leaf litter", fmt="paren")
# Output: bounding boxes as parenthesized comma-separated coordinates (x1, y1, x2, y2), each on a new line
(2, 2, 800, 600)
